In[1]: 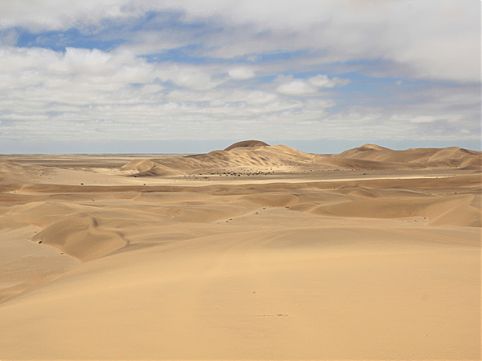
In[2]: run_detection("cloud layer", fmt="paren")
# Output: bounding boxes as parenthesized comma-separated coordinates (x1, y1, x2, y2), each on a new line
(0, 0, 479, 152)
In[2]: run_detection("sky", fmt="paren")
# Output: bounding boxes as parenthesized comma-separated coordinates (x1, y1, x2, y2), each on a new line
(0, 0, 480, 154)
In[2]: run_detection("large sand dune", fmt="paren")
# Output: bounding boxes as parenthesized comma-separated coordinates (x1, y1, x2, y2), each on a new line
(121, 143, 326, 176)
(119, 142, 482, 177)
(339, 143, 481, 169)
(0, 143, 480, 360)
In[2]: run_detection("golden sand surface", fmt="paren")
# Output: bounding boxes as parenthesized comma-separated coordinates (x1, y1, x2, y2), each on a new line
(0, 144, 480, 360)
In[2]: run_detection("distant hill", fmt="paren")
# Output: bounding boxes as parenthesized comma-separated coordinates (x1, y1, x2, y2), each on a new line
(122, 142, 329, 176)
(120, 141, 482, 177)
(337, 144, 481, 170)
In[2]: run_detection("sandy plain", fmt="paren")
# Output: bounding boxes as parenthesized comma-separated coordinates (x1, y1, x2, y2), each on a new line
(0, 142, 480, 360)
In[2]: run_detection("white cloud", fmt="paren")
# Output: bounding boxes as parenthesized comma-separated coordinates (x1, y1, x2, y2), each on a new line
(276, 80, 317, 96)
(1, 0, 476, 82)
(309, 75, 349, 88)
(0, 46, 334, 141)
(244, 91, 277, 105)
(275, 74, 348, 95)
(0, 0, 134, 31)
(0, 44, 476, 144)
(409, 116, 437, 124)
(228, 67, 255, 80)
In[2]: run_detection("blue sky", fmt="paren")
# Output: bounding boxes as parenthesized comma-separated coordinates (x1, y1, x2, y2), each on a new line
(0, 0, 479, 153)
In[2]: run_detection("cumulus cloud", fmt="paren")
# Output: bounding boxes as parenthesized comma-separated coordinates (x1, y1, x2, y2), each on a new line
(276, 74, 349, 95)
(276, 80, 317, 96)
(0, 44, 477, 145)
(228, 67, 255, 80)
(309, 75, 349, 88)
(0, 46, 334, 142)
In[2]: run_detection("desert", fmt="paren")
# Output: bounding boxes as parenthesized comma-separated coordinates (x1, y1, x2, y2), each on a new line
(1, 2, 480, 359)
(0, 141, 480, 360)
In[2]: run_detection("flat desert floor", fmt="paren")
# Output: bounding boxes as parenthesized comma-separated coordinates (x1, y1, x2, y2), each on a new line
(0, 149, 480, 360)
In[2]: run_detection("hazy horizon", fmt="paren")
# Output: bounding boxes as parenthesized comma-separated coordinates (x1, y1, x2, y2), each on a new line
(0, 138, 481, 155)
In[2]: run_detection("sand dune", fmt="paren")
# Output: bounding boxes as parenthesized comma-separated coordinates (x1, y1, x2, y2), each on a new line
(121, 143, 329, 176)
(0, 143, 480, 360)
(338, 143, 481, 169)
(118, 142, 482, 178)
(224, 139, 270, 150)
(121, 159, 184, 177)
(33, 214, 128, 261)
